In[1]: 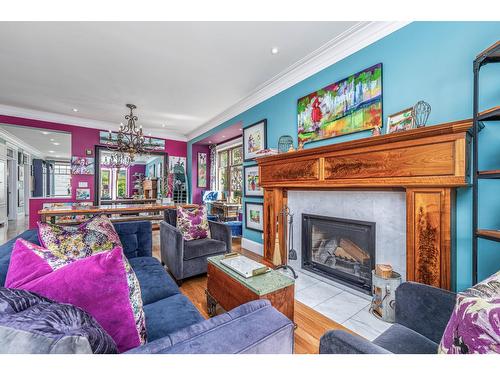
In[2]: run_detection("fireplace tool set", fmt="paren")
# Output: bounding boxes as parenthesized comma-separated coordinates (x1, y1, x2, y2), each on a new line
(274, 206, 298, 279)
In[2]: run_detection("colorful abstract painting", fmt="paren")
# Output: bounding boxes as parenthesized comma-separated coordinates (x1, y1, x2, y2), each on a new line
(297, 64, 382, 147)
(71, 157, 95, 175)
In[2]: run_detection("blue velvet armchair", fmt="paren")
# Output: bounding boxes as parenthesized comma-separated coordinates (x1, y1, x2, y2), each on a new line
(160, 208, 232, 284)
(319, 282, 457, 354)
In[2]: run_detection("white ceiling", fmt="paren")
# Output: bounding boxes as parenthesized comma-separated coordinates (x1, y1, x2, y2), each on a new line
(0, 123, 71, 160)
(0, 21, 359, 139)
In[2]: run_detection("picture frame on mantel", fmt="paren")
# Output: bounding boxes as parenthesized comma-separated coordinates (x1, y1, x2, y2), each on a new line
(244, 165, 263, 197)
(245, 202, 264, 232)
(243, 119, 267, 161)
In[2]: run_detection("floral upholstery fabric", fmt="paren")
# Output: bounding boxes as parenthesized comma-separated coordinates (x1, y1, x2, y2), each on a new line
(439, 270, 500, 354)
(37, 215, 146, 346)
(176, 206, 210, 241)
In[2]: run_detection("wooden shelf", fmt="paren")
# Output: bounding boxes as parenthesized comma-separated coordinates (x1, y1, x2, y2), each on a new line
(476, 41, 500, 65)
(478, 170, 500, 179)
(478, 106, 500, 122)
(477, 229, 500, 242)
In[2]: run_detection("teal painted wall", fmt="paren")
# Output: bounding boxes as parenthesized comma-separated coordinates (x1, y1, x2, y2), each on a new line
(188, 22, 500, 291)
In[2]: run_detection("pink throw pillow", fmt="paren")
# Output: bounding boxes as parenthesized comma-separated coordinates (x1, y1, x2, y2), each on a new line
(5, 239, 141, 352)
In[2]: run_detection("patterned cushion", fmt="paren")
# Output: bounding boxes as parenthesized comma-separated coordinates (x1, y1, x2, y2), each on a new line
(38, 214, 123, 257)
(5, 241, 140, 352)
(177, 206, 210, 241)
(0, 287, 117, 354)
(439, 270, 500, 354)
(36, 215, 146, 346)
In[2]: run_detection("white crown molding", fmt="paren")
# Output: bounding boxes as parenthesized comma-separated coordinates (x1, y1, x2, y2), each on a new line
(187, 21, 410, 141)
(241, 238, 264, 256)
(0, 104, 188, 142)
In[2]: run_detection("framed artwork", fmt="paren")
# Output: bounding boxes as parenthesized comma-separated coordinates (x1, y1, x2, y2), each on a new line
(244, 165, 263, 197)
(243, 119, 267, 161)
(245, 202, 264, 232)
(75, 188, 91, 200)
(297, 63, 383, 147)
(100, 131, 165, 151)
(71, 157, 95, 175)
(197, 152, 208, 188)
(387, 107, 414, 134)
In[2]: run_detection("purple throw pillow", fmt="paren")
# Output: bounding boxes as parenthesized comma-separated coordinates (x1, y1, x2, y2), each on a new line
(5, 239, 141, 352)
(439, 270, 500, 354)
(36, 215, 146, 346)
(177, 206, 210, 241)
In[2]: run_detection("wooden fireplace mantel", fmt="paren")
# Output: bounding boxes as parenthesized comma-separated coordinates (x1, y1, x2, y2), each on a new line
(257, 120, 472, 290)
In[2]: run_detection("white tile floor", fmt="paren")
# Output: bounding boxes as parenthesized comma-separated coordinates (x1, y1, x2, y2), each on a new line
(293, 270, 392, 341)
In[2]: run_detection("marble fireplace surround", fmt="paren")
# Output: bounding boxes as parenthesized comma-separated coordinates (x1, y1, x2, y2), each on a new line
(287, 190, 407, 287)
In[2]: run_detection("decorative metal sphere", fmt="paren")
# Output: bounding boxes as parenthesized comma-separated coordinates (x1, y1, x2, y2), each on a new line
(278, 135, 294, 153)
(412, 101, 431, 128)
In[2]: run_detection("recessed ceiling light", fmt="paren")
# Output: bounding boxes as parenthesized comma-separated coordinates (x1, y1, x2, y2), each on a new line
(162, 124, 166, 128)
(48, 150, 55, 153)
(209, 141, 212, 144)
(41, 131, 50, 135)
(239, 128, 242, 131)
(222, 135, 226, 138)
(52, 142, 60, 146)
(72, 108, 78, 112)
(50, 138, 55, 142)
(271, 47, 279, 55)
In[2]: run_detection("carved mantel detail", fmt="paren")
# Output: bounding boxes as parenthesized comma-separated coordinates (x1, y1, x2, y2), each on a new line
(257, 120, 471, 290)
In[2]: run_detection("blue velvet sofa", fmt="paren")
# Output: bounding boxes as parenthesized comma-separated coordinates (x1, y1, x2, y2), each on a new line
(319, 282, 456, 354)
(0, 221, 294, 354)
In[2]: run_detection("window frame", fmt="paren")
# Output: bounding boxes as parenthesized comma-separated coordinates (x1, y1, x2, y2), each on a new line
(216, 143, 242, 198)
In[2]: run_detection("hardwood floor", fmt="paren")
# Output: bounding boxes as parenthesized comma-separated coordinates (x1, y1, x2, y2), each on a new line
(154, 235, 354, 354)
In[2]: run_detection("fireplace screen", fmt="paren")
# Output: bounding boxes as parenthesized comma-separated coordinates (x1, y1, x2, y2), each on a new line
(302, 214, 375, 294)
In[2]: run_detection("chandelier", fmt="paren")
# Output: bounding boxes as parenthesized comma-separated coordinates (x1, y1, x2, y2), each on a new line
(101, 152, 132, 170)
(106, 104, 149, 161)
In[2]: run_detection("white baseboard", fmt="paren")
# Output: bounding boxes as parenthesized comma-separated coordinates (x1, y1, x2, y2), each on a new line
(241, 238, 263, 256)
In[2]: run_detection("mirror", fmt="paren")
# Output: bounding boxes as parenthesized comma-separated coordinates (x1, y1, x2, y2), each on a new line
(0, 123, 72, 200)
(94, 146, 168, 205)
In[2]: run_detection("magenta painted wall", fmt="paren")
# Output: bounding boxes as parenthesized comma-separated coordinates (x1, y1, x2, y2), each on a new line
(191, 144, 211, 205)
(0, 114, 187, 228)
(127, 164, 146, 196)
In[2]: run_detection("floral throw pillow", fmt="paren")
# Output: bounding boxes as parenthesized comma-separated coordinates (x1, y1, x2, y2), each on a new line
(37, 215, 147, 346)
(177, 206, 210, 241)
(438, 270, 500, 354)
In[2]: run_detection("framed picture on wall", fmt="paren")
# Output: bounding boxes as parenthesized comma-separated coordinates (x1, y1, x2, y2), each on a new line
(71, 157, 95, 175)
(75, 188, 91, 200)
(244, 165, 263, 197)
(245, 202, 264, 232)
(243, 119, 267, 161)
(297, 63, 383, 148)
(197, 152, 207, 188)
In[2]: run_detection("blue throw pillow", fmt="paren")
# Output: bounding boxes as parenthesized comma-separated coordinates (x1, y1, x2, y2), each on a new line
(0, 287, 118, 354)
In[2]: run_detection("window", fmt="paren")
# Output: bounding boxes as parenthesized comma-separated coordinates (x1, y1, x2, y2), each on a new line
(53, 162, 71, 197)
(100, 168, 127, 200)
(117, 170, 127, 198)
(217, 144, 242, 201)
(101, 169, 111, 199)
